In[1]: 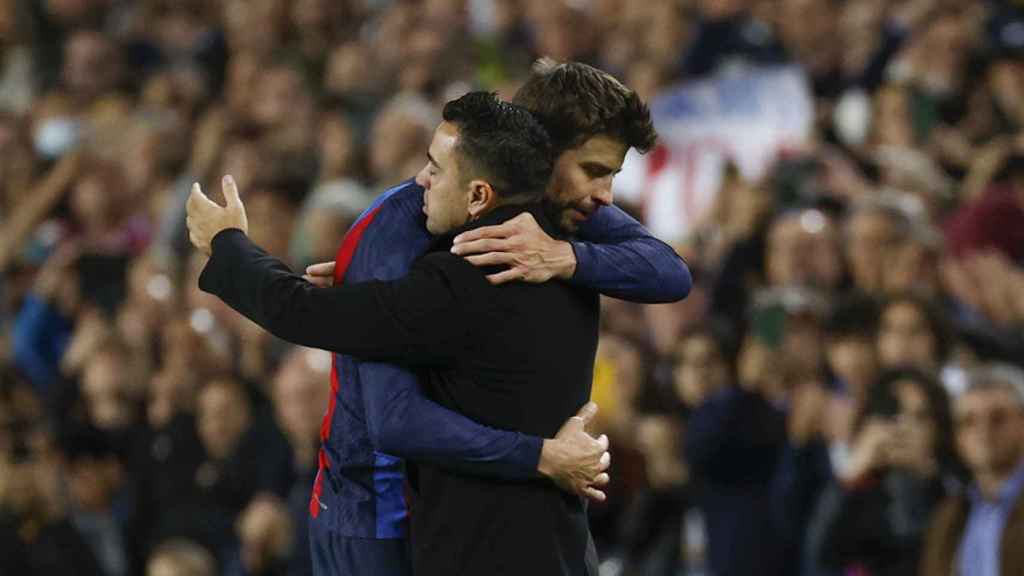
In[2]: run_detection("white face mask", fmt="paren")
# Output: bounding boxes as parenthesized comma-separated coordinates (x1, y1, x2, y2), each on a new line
(33, 117, 80, 159)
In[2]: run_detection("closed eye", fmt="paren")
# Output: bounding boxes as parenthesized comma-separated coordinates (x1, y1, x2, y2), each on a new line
(581, 163, 617, 179)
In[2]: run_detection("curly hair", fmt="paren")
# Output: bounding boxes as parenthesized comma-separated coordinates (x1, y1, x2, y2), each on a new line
(511, 59, 657, 156)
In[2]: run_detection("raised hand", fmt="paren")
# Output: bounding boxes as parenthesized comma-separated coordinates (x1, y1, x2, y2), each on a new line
(840, 418, 895, 485)
(185, 175, 249, 256)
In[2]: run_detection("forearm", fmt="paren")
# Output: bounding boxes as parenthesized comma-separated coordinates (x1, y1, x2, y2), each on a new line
(0, 172, 68, 271)
(198, 229, 431, 363)
(364, 364, 542, 479)
(572, 205, 692, 303)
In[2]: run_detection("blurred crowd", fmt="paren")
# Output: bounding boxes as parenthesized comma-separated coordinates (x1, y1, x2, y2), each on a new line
(0, 0, 1023, 575)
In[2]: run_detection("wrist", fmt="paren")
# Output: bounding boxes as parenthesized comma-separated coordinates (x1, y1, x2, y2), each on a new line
(537, 438, 562, 478)
(554, 241, 577, 280)
(209, 227, 245, 251)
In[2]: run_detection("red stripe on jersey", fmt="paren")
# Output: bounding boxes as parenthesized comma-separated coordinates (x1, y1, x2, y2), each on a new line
(310, 206, 383, 518)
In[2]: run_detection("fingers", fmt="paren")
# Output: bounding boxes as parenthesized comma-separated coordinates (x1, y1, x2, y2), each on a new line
(596, 434, 609, 451)
(592, 473, 610, 487)
(304, 263, 336, 287)
(582, 486, 607, 502)
(564, 415, 584, 432)
(302, 275, 333, 287)
(465, 252, 516, 268)
(575, 402, 598, 426)
(189, 182, 217, 206)
(485, 268, 525, 285)
(305, 261, 336, 277)
(221, 174, 242, 208)
(453, 223, 516, 245)
(450, 238, 511, 256)
(188, 230, 206, 252)
(599, 450, 611, 471)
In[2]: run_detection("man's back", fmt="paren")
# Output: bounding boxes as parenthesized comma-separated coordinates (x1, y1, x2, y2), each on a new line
(408, 204, 600, 575)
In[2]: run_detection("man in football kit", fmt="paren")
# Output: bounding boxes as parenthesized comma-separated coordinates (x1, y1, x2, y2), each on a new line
(190, 63, 691, 575)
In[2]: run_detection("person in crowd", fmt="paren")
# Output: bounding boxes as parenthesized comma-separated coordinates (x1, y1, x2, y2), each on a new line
(809, 368, 959, 576)
(146, 539, 217, 576)
(920, 364, 1024, 576)
(876, 292, 952, 376)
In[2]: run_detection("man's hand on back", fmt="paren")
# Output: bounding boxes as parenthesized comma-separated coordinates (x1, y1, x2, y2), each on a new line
(186, 175, 248, 256)
(303, 261, 336, 287)
(451, 212, 578, 285)
(538, 402, 612, 502)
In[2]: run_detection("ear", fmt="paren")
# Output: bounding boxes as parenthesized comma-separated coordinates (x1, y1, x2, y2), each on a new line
(466, 179, 497, 219)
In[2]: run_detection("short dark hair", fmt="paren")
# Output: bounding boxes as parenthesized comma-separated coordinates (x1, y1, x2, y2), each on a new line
(880, 292, 953, 363)
(512, 59, 657, 156)
(824, 293, 880, 341)
(442, 91, 553, 202)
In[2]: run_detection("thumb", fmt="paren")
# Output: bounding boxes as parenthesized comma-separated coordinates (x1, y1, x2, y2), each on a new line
(222, 174, 243, 209)
(306, 261, 335, 277)
(189, 182, 217, 209)
(575, 402, 599, 427)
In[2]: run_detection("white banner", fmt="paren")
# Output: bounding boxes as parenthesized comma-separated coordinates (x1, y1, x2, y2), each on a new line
(614, 65, 814, 242)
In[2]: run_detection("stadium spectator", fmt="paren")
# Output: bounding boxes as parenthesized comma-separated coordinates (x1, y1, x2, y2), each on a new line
(146, 539, 216, 576)
(809, 368, 958, 576)
(920, 364, 1024, 576)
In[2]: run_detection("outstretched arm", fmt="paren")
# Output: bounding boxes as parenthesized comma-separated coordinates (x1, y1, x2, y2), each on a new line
(450, 207, 692, 303)
(198, 227, 476, 366)
(190, 177, 474, 365)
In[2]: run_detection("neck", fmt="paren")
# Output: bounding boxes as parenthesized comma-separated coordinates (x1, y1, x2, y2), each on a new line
(977, 471, 1009, 501)
(976, 459, 1024, 501)
(471, 195, 533, 218)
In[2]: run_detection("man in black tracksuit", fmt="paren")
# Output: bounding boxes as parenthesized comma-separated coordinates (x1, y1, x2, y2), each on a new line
(189, 92, 601, 574)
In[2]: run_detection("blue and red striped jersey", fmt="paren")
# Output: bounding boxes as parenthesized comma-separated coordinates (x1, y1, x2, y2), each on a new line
(310, 179, 431, 538)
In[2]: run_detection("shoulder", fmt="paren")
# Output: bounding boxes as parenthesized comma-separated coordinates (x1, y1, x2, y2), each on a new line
(924, 494, 968, 537)
(358, 179, 425, 229)
(378, 178, 425, 207)
(413, 251, 503, 303)
(343, 180, 431, 281)
(415, 251, 486, 281)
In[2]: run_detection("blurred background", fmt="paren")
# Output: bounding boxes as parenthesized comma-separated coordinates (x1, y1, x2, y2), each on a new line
(1, 0, 1023, 575)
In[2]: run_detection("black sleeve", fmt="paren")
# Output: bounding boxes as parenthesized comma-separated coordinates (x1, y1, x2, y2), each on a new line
(197, 229, 479, 366)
